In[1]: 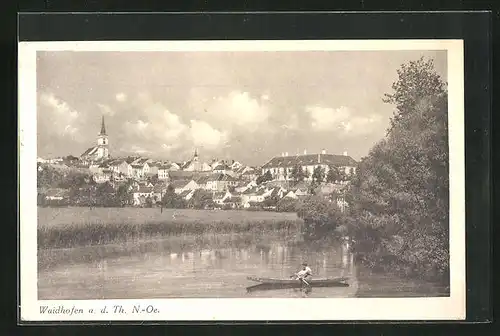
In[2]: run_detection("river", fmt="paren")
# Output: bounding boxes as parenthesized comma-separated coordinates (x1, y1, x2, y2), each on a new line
(37, 233, 449, 299)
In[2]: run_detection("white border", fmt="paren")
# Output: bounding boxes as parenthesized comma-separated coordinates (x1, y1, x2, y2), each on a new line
(19, 40, 465, 321)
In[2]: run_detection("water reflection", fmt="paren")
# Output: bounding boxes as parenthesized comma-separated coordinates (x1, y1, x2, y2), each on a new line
(38, 233, 447, 300)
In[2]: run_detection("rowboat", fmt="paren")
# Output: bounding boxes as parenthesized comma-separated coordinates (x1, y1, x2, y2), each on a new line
(246, 276, 350, 292)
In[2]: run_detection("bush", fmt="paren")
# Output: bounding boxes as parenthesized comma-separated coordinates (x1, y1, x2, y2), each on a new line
(276, 197, 298, 212)
(295, 196, 345, 240)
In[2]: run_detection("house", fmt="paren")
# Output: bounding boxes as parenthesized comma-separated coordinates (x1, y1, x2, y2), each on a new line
(108, 159, 133, 177)
(205, 173, 238, 192)
(241, 187, 266, 207)
(195, 175, 210, 190)
(132, 186, 154, 206)
(230, 160, 243, 170)
(147, 162, 161, 176)
(234, 181, 249, 193)
(235, 180, 258, 193)
(263, 186, 288, 199)
(261, 150, 357, 181)
(224, 195, 242, 209)
(168, 170, 209, 181)
(213, 191, 233, 205)
(212, 163, 231, 174)
(240, 168, 257, 181)
(179, 189, 196, 201)
(131, 164, 145, 179)
(152, 183, 168, 202)
(284, 190, 298, 199)
(169, 179, 199, 194)
(94, 168, 113, 183)
(294, 187, 310, 197)
(169, 162, 181, 171)
(157, 164, 171, 180)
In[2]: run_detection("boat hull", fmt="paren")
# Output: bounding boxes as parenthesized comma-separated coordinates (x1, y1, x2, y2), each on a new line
(247, 276, 349, 285)
(246, 276, 350, 292)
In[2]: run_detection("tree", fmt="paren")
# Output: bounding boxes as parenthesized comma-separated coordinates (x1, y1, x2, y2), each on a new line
(290, 165, 306, 185)
(95, 181, 119, 207)
(276, 197, 298, 213)
(347, 57, 449, 283)
(116, 184, 132, 206)
(296, 195, 345, 240)
(256, 170, 273, 185)
(383, 56, 446, 132)
(312, 166, 325, 184)
(326, 165, 341, 183)
(147, 174, 159, 185)
(188, 189, 214, 209)
(161, 185, 186, 209)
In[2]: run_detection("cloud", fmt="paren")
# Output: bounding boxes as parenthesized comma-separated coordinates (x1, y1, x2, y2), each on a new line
(202, 91, 270, 132)
(281, 114, 300, 131)
(38, 92, 82, 141)
(115, 93, 127, 102)
(120, 97, 228, 156)
(97, 103, 115, 116)
(305, 105, 382, 136)
(306, 105, 351, 131)
(120, 145, 150, 154)
(189, 120, 228, 150)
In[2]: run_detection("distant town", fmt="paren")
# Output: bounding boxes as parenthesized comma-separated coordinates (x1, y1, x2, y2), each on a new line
(37, 116, 358, 212)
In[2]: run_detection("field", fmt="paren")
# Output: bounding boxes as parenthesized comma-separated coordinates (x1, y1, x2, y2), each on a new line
(37, 207, 303, 249)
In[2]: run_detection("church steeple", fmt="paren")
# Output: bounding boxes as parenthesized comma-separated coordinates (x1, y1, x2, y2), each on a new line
(100, 115, 107, 136)
(193, 148, 199, 161)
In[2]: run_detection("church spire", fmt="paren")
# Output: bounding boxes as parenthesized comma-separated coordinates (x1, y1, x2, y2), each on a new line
(100, 115, 107, 136)
(193, 148, 199, 162)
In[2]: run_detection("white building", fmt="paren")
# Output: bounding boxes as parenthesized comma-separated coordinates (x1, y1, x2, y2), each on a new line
(261, 150, 357, 182)
(80, 116, 110, 163)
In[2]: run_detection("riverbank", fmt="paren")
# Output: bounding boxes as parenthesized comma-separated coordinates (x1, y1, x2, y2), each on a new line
(37, 207, 303, 249)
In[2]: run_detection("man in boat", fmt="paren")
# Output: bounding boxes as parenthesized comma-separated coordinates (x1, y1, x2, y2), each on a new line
(294, 262, 312, 283)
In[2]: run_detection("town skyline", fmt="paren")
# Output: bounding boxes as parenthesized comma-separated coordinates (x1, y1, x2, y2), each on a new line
(37, 50, 447, 166)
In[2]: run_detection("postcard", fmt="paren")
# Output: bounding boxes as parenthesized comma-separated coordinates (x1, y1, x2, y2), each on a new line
(19, 39, 465, 321)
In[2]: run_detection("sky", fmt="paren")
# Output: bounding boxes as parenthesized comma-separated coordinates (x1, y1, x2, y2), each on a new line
(36, 50, 447, 166)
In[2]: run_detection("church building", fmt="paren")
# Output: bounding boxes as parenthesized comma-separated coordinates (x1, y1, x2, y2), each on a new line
(80, 116, 110, 163)
(182, 149, 212, 172)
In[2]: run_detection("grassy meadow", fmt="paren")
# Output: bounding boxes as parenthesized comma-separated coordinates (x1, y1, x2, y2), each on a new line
(37, 207, 303, 249)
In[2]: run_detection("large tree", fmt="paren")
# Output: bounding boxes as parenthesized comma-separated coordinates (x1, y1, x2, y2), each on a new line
(326, 165, 341, 183)
(312, 166, 325, 184)
(161, 185, 186, 209)
(290, 165, 307, 185)
(347, 57, 449, 282)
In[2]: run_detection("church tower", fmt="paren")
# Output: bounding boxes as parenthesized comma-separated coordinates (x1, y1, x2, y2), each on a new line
(96, 116, 109, 160)
(193, 148, 199, 162)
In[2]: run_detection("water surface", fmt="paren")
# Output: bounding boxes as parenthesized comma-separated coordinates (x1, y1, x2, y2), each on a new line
(38, 234, 448, 299)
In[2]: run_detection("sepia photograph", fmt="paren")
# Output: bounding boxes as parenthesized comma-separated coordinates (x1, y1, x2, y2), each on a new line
(19, 40, 465, 321)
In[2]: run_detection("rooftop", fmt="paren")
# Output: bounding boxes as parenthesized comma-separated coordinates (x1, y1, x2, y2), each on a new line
(261, 153, 357, 169)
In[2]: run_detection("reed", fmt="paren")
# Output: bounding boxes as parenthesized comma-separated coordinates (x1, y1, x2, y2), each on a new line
(37, 207, 303, 249)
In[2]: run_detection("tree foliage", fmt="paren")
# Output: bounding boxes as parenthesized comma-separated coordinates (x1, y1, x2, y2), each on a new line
(256, 170, 273, 185)
(312, 166, 325, 184)
(296, 195, 345, 240)
(276, 197, 299, 213)
(290, 165, 307, 185)
(326, 165, 341, 183)
(188, 189, 215, 209)
(161, 185, 186, 209)
(347, 57, 449, 282)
